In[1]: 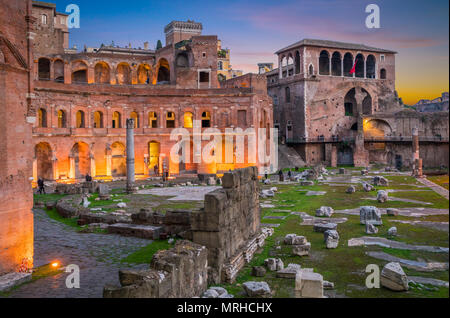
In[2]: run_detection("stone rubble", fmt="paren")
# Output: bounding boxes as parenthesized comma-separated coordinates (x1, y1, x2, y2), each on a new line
(346, 186, 356, 194)
(381, 262, 409, 291)
(365, 223, 379, 235)
(388, 227, 398, 237)
(324, 230, 340, 249)
(264, 258, 284, 271)
(295, 271, 324, 298)
(373, 176, 389, 186)
(316, 206, 334, 218)
(252, 266, 267, 277)
(242, 281, 272, 297)
(314, 222, 338, 233)
(360, 206, 383, 225)
(377, 190, 389, 203)
(276, 264, 302, 279)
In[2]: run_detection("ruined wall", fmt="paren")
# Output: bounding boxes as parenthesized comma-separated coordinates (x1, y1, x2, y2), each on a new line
(0, 0, 34, 275)
(191, 167, 267, 283)
(104, 240, 208, 298)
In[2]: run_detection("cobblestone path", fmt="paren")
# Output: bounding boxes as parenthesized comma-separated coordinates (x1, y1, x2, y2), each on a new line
(7, 209, 150, 298)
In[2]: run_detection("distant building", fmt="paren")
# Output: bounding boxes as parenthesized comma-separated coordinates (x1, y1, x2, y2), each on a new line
(414, 92, 449, 113)
(217, 40, 242, 81)
(258, 63, 274, 74)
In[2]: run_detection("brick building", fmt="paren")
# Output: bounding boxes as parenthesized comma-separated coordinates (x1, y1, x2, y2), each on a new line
(31, 2, 273, 182)
(266, 39, 449, 168)
(0, 0, 34, 276)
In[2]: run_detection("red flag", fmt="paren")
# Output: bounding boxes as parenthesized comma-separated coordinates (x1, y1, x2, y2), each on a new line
(349, 61, 357, 75)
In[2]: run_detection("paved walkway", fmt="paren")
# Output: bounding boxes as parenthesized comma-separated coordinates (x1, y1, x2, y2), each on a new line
(6, 209, 150, 298)
(417, 178, 449, 200)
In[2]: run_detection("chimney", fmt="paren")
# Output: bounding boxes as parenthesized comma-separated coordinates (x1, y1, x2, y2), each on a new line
(144, 41, 149, 50)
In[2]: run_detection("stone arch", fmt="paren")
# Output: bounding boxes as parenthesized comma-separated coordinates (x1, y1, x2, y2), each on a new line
(111, 142, 126, 177)
(380, 68, 387, 79)
(93, 111, 104, 128)
(337, 144, 354, 166)
(156, 58, 170, 84)
(116, 62, 131, 85)
(137, 64, 151, 84)
(184, 111, 193, 128)
(344, 88, 356, 116)
(94, 61, 110, 84)
(331, 52, 341, 76)
(76, 110, 85, 128)
(54, 59, 64, 82)
(112, 111, 122, 128)
(355, 54, 365, 78)
(38, 108, 47, 127)
(319, 50, 330, 75)
(362, 92, 373, 115)
(364, 119, 392, 138)
(38, 58, 50, 80)
(71, 142, 90, 179)
(295, 51, 301, 74)
(148, 141, 160, 172)
(57, 109, 67, 128)
(176, 52, 189, 68)
(71, 60, 88, 84)
(343, 53, 353, 77)
(366, 55, 376, 79)
(35, 142, 53, 181)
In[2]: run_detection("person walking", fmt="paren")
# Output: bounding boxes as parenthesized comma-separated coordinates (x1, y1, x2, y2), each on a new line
(37, 178, 46, 195)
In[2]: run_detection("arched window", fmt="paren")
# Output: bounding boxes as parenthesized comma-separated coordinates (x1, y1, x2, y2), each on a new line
(380, 68, 387, 79)
(202, 112, 211, 128)
(331, 52, 342, 76)
(285, 87, 291, 103)
(38, 58, 50, 80)
(57, 110, 66, 128)
(116, 63, 131, 85)
(157, 59, 170, 84)
(54, 60, 64, 83)
(184, 112, 193, 128)
(137, 64, 151, 84)
(355, 54, 365, 78)
(72, 61, 88, 84)
(166, 112, 175, 128)
(295, 51, 301, 74)
(149, 112, 158, 128)
(76, 110, 85, 128)
(130, 112, 139, 128)
(38, 108, 47, 128)
(94, 62, 110, 84)
(41, 14, 48, 25)
(93, 111, 103, 128)
(319, 50, 330, 75)
(112, 111, 121, 128)
(343, 53, 353, 77)
(309, 64, 314, 76)
(366, 55, 376, 79)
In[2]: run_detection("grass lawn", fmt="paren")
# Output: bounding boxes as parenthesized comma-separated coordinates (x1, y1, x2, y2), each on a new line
(428, 175, 449, 190)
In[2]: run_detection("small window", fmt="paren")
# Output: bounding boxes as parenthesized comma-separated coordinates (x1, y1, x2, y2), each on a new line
(380, 55, 385, 62)
(202, 52, 206, 58)
(202, 111, 211, 128)
(285, 87, 291, 103)
(42, 14, 48, 25)
(166, 112, 175, 128)
(149, 112, 158, 128)
(199, 71, 210, 83)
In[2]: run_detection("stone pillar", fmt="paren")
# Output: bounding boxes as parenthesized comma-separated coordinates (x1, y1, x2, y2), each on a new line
(90, 156, 96, 178)
(52, 157, 58, 181)
(33, 158, 37, 182)
(126, 119, 136, 193)
(353, 87, 370, 167)
(412, 128, 423, 177)
(69, 156, 75, 179)
(341, 58, 344, 77)
(330, 145, 338, 168)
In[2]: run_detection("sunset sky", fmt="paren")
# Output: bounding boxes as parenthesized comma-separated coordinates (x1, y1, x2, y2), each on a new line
(53, 0, 449, 105)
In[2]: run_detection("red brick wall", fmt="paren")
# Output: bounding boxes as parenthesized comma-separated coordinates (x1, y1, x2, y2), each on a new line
(0, 0, 34, 275)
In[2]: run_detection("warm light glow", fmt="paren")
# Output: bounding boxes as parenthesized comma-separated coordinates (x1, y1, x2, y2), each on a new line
(51, 261, 60, 268)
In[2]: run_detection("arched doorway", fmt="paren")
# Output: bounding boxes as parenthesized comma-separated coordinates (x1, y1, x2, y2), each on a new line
(71, 142, 90, 179)
(35, 143, 53, 180)
(137, 64, 151, 84)
(116, 63, 131, 85)
(38, 58, 50, 80)
(149, 141, 160, 173)
(156, 58, 170, 84)
(184, 112, 193, 128)
(111, 142, 126, 177)
(331, 52, 341, 76)
(54, 59, 64, 82)
(355, 54, 365, 78)
(71, 60, 88, 84)
(366, 55, 376, 78)
(344, 88, 356, 117)
(337, 145, 354, 166)
(343, 53, 353, 77)
(319, 51, 330, 75)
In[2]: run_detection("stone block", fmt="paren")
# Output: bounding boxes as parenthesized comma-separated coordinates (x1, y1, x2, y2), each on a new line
(295, 271, 324, 298)
(360, 206, 382, 225)
(292, 243, 311, 256)
(107, 223, 162, 240)
(381, 262, 409, 291)
(314, 223, 338, 233)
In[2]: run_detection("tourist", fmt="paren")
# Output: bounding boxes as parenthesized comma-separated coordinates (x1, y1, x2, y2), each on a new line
(37, 178, 45, 195)
(288, 170, 292, 179)
(154, 165, 159, 176)
(278, 170, 284, 182)
(85, 174, 92, 182)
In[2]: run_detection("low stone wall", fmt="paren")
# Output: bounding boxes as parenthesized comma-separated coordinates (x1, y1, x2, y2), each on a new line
(55, 195, 85, 218)
(131, 209, 192, 237)
(55, 182, 98, 195)
(191, 167, 264, 284)
(103, 240, 208, 298)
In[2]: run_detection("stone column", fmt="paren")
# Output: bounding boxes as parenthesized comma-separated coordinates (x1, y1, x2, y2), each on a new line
(412, 128, 423, 177)
(52, 157, 58, 181)
(143, 155, 149, 176)
(69, 156, 75, 179)
(33, 158, 38, 182)
(126, 118, 136, 193)
(353, 87, 370, 167)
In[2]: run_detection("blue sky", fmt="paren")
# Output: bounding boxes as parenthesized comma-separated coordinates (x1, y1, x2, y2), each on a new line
(52, 0, 449, 104)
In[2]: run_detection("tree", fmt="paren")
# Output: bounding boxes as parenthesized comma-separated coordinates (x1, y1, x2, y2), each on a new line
(156, 40, 162, 50)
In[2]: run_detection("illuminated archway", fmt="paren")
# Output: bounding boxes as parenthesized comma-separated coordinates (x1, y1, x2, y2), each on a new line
(95, 62, 110, 84)
(149, 141, 160, 173)
(35, 142, 53, 180)
(137, 64, 151, 84)
(111, 142, 126, 177)
(93, 111, 103, 128)
(184, 112, 193, 128)
(130, 112, 139, 128)
(71, 142, 90, 179)
(156, 58, 170, 84)
(116, 63, 131, 85)
(112, 111, 122, 128)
